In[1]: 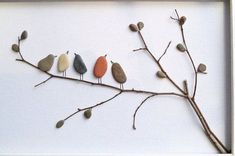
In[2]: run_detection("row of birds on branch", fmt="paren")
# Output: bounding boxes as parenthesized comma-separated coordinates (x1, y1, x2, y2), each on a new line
(37, 51, 127, 89)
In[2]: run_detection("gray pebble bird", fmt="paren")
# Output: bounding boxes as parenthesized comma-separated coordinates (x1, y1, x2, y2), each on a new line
(111, 61, 127, 89)
(73, 53, 87, 80)
(38, 54, 56, 72)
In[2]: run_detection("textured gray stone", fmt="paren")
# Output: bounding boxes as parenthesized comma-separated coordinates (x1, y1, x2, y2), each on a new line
(38, 54, 55, 72)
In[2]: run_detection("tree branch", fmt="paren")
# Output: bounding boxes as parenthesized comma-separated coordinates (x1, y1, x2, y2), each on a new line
(15, 51, 186, 98)
(64, 91, 123, 121)
(34, 76, 53, 87)
(132, 94, 155, 130)
(173, 9, 198, 99)
(136, 31, 186, 95)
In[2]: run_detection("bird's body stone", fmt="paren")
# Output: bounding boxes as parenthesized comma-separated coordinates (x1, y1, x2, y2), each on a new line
(58, 54, 69, 72)
(73, 54, 87, 74)
(38, 54, 55, 72)
(111, 62, 127, 84)
(94, 56, 107, 78)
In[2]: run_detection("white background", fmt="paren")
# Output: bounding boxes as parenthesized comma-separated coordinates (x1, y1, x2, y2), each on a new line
(0, 0, 231, 154)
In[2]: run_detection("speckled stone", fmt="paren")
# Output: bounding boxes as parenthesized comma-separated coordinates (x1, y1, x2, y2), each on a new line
(58, 53, 69, 72)
(137, 22, 144, 30)
(12, 44, 19, 52)
(84, 109, 92, 119)
(111, 62, 127, 84)
(197, 63, 207, 73)
(56, 120, 64, 128)
(156, 71, 166, 78)
(179, 16, 186, 25)
(176, 44, 186, 52)
(129, 24, 138, 32)
(73, 53, 87, 74)
(38, 54, 55, 72)
(21, 30, 28, 40)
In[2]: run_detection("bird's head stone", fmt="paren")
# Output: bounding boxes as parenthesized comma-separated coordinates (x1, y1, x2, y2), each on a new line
(104, 54, 107, 58)
(66, 51, 69, 55)
(48, 54, 57, 59)
(74, 53, 80, 57)
(110, 60, 114, 64)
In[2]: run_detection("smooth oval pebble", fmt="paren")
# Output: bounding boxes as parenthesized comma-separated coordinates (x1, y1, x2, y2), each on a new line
(12, 44, 19, 52)
(73, 53, 87, 74)
(38, 54, 55, 72)
(197, 63, 207, 73)
(137, 22, 144, 30)
(56, 120, 64, 128)
(58, 53, 69, 72)
(176, 43, 186, 52)
(111, 62, 127, 84)
(156, 71, 166, 78)
(94, 56, 107, 78)
(129, 24, 139, 32)
(84, 109, 92, 119)
(21, 30, 28, 40)
(179, 16, 186, 25)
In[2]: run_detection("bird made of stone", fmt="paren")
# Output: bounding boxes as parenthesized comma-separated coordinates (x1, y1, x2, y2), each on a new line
(73, 53, 87, 80)
(38, 54, 56, 72)
(111, 61, 127, 89)
(58, 51, 69, 77)
(93, 54, 107, 83)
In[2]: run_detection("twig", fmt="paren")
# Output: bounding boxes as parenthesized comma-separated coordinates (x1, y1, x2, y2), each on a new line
(183, 80, 188, 94)
(158, 41, 172, 62)
(34, 76, 53, 87)
(132, 94, 155, 130)
(64, 91, 123, 121)
(187, 98, 229, 153)
(133, 48, 147, 52)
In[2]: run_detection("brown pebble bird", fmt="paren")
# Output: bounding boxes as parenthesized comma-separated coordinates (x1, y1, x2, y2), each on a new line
(93, 54, 107, 83)
(111, 61, 127, 89)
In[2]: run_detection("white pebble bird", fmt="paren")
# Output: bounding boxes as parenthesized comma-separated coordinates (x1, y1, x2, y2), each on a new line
(58, 51, 69, 77)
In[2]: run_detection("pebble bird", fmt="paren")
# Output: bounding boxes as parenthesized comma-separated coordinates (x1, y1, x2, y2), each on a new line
(38, 54, 56, 72)
(93, 54, 107, 83)
(58, 51, 69, 77)
(73, 53, 87, 80)
(111, 61, 127, 89)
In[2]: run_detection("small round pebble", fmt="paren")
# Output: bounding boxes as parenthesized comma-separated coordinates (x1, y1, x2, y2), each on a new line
(137, 22, 144, 30)
(129, 24, 139, 32)
(197, 63, 207, 73)
(12, 44, 19, 52)
(176, 44, 186, 52)
(156, 71, 166, 78)
(84, 109, 92, 119)
(56, 120, 64, 128)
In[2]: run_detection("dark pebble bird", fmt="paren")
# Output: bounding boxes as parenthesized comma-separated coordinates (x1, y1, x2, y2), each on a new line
(73, 53, 87, 80)
(93, 54, 107, 83)
(111, 61, 127, 89)
(38, 54, 56, 72)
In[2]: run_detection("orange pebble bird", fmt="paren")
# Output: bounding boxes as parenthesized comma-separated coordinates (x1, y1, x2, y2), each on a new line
(93, 54, 107, 83)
